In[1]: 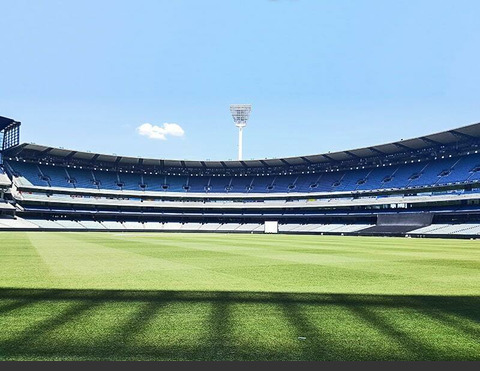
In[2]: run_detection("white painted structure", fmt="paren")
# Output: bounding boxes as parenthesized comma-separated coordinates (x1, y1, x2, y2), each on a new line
(230, 104, 252, 161)
(264, 221, 278, 234)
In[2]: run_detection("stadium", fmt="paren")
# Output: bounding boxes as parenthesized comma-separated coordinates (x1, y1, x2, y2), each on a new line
(2, 114, 480, 237)
(0, 113, 479, 361)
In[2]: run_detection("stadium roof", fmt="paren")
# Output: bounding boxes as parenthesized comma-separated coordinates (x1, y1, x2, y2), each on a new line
(4, 121, 480, 169)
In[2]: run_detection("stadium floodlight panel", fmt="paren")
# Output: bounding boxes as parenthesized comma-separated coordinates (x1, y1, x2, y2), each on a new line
(230, 104, 252, 128)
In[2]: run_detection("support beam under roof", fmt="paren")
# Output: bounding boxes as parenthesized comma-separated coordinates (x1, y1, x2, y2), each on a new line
(393, 142, 412, 151)
(449, 129, 476, 141)
(419, 137, 441, 146)
(368, 147, 385, 155)
(39, 147, 53, 156)
(344, 151, 360, 158)
(65, 151, 77, 161)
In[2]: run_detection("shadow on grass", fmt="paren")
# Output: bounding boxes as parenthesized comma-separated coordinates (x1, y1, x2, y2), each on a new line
(0, 288, 479, 361)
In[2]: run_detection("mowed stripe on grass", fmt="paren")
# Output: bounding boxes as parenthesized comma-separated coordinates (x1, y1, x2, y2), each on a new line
(3, 232, 478, 294)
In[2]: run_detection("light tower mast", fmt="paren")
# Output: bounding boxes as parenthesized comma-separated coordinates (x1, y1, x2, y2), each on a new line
(230, 104, 252, 161)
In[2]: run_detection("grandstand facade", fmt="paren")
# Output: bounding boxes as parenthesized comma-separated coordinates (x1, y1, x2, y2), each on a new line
(1, 115, 480, 237)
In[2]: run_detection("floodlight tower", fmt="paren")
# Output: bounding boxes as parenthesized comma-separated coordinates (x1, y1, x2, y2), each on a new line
(230, 104, 252, 161)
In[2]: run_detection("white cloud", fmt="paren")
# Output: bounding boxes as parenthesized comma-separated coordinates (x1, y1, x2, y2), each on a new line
(137, 122, 185, 140)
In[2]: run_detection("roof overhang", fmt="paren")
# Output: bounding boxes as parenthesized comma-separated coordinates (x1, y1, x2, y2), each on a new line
(4, 121, 480, 170)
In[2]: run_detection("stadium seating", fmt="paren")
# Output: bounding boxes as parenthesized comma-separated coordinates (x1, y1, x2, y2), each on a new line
(0, 166, 11, 186)
(7, 152, 480, 195)
(355, 166, 397, 191)
(54, 220, 86, 229)
(407, 157, 458, 188)
(2, 215, 480, 237)
(386, 162, 425, 189)
(409, 223, 480, 236)
(0, 217, 40, 229)
(65, 167, 98, 189)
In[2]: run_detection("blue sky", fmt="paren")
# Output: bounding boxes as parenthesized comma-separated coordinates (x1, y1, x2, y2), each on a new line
(1, 0, 479, 160)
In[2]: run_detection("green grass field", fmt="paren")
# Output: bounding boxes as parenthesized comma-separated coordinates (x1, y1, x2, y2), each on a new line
(0, 232, 479, 361)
